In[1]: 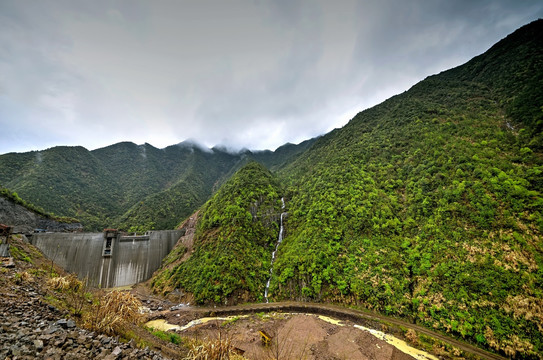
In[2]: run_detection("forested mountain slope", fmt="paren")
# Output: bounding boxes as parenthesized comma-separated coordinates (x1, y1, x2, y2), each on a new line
(152, 161, 283, 304)
(0, 140, 311, 231)
(0, 146, 123, 230)
(0, 186, 81, 233)
(271, 20, 543, 357)
(151, 20, 543, 358)
(0, 142, 224, 230)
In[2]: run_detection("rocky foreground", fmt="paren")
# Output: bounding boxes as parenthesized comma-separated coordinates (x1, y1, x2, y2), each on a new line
(0, 270, 168, 360)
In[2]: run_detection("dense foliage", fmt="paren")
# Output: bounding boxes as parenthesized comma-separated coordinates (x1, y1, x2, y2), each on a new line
(268, 20, 543, 358)
(0, 141, 310, 231)
(152, 162, 283, 304)
(0, 146, 123, 230)
(152, 20, 543, 358)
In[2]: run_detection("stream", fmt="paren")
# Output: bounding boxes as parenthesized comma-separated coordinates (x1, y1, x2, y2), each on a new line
(264, 198, 286, 303)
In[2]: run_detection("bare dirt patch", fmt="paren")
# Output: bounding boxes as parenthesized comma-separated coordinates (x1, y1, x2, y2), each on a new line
(161, 312, 420, 360)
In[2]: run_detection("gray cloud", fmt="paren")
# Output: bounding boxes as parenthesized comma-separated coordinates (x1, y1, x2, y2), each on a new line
(1, 0, 542, 154)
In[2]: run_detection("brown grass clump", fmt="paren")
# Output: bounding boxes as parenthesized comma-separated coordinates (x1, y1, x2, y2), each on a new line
(503, 295, 543, 332)
(14, 271, 34, 284)
(405, 329, 418, 345)
(83, 291, 143, 335)
(484, 326, 537, 358)
(47, 274, 82, 292)
(185, 335, 246, 360)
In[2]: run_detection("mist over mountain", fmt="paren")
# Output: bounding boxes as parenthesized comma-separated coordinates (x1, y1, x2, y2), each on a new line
(0, 139, 314, 230)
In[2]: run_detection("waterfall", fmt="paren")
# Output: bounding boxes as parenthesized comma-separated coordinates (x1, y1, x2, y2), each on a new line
(264, 198, 286, 303)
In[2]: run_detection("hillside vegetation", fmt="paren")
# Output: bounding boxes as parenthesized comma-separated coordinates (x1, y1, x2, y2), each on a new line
(152, 162, 283, 304)
(151, 20, 543, 358)
(270, 20, 543, 358)
(0, 185, 79, 224)
(0, 140, 311, 231)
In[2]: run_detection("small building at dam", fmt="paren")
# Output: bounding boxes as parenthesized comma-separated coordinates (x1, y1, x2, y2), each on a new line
(30, 229, 183, 288)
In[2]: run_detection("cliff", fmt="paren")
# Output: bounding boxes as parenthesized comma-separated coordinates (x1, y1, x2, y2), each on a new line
(0, 196, 82, 233)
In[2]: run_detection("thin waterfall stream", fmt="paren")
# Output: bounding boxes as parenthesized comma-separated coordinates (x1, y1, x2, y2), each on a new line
(264, 198, 286, 303)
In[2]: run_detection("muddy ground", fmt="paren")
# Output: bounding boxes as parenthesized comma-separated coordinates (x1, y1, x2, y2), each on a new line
(156, 310, 422, 360)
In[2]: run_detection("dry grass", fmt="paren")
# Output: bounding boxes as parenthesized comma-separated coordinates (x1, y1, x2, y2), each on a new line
(83, 290, 143, 335)
(484, 325, 537, 358)
(504, 295, 543, 331)
(47, 274, 82, 292)
(14, 271, 34, 284)
(184, 335, 246, 360)
(405, 329, 418, 345)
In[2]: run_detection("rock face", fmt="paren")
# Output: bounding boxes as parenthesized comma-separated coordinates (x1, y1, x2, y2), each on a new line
(0, 278, 169, 359)
(0, 197, 82, 233)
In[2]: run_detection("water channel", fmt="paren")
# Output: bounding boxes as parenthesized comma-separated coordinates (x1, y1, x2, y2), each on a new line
(264, 198, 286, 303)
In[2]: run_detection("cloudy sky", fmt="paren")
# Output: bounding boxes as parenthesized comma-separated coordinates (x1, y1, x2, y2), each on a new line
(1, 1, 542, 154)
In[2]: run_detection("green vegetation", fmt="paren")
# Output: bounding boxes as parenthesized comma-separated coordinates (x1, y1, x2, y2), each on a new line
(9, 244, 33, 263)
(0, 146, 121, 230)
(0, 140, 311, 231)
(152, 162, 283, 304)
(147, 328, 183, 345)
(268, 20, 543, 358)
(117, 147, 241, 231)
(221, 316, 240, 327)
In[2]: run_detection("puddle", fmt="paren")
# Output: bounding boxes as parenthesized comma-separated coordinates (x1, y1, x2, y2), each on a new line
(145, 315, 248, 332)
(354, 324, 439, 360)
(177, 315, 249, 331)
(317, 315, 344, 326)
(145, 319, 182, 331)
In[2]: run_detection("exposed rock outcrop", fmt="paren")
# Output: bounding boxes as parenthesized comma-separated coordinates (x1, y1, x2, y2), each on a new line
(0, 197, 82, 233)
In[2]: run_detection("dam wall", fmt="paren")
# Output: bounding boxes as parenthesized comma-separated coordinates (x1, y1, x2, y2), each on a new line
(30, 230, 182, 288)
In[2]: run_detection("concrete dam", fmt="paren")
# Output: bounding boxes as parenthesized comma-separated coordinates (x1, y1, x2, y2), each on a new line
(30, 229, 183, 288)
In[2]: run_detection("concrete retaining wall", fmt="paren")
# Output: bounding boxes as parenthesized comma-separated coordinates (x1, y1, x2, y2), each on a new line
(30, 230, 182, 288)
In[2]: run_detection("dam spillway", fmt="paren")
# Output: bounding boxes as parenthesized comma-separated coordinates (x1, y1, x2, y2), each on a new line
(30, 229, 182, 288)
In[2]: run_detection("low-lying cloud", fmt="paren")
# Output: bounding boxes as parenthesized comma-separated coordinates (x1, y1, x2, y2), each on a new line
(1, 0, 541, 154)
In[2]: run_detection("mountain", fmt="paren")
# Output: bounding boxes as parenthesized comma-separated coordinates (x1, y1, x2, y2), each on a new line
(250, 137, 318, 171)
(151, 20, 543, 358)
(0, 146, 122, 230)
(0, 139, 312, 231)
(152, 161, 283, 304)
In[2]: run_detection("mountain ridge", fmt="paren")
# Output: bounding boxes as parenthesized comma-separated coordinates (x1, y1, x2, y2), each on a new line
(0, 137, 315, 230)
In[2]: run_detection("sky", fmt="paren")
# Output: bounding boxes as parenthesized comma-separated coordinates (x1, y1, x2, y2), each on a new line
(1, 1, 542, 154)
